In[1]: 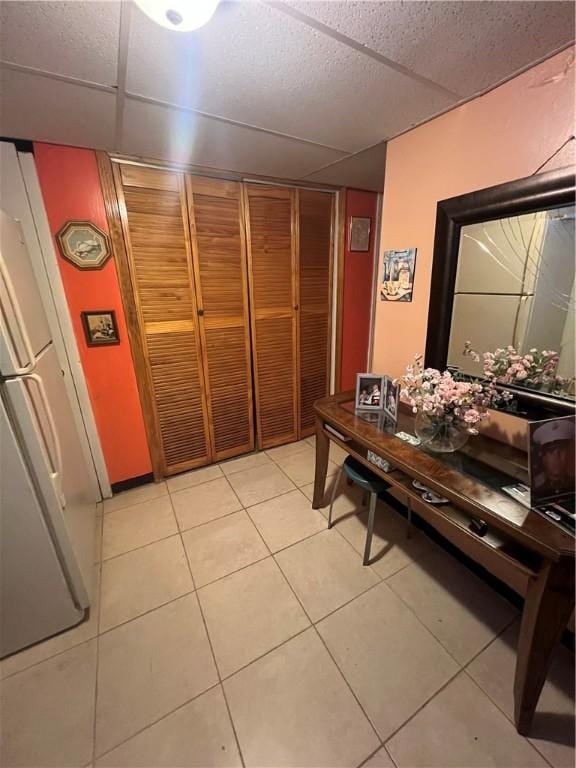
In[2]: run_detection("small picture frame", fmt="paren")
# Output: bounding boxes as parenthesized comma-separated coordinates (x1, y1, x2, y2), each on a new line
(349, 217, 371, 252)
(57, 221, 111, 270)
(355, 373, 385, 411)
(383, 377, 400, 422)
(81, 310, 120, 347)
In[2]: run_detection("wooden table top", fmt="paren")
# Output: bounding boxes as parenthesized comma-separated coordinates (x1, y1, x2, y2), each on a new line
(315, 391, 575, 560)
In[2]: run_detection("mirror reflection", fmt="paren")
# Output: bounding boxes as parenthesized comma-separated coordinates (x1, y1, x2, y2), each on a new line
(448, 205, 575, 400)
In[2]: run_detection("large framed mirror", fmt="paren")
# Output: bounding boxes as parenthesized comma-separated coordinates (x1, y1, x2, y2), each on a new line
(426, 168, 575, 415)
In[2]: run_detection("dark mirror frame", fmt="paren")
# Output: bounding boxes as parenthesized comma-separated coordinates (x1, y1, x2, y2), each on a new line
(425, 167, 576, 417)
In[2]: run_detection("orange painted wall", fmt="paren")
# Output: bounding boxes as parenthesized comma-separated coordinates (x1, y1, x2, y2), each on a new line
(372, 47, 576, 379)
(34, 143, 152, 484)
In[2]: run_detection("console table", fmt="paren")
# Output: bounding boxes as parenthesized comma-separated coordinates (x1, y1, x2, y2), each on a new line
(313, 391, 575, 735)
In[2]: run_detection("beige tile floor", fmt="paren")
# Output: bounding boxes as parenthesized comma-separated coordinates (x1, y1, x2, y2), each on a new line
(1, 437, 574, 768)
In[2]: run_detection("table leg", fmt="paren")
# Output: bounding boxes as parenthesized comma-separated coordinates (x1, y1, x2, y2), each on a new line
(514, 556, 575, 734)
(313, 418, 329, 509)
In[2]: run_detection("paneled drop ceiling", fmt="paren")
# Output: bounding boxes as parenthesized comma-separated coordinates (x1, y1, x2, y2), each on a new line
(1, 0, 574, 190)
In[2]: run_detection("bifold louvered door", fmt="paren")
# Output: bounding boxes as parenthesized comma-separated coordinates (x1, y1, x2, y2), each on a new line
(244, 185, 299, 449)
(186, 176, 254, 460)
(298, 190, 333, 436)
(113, 164, 212, 475)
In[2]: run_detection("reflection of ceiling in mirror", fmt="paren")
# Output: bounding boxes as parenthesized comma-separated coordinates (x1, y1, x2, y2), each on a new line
(448, 205, 575, 398)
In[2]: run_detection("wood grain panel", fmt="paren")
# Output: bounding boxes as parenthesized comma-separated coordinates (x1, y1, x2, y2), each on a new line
(244, 184, 298, 448)
(186, 176, 254, 460)
(298, 189, 333, 435)
(114, 163, 212, 474)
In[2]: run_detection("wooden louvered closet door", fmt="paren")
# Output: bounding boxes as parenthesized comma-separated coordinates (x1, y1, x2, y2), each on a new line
(298, 190, 333, 436)
(244, 185, 299, 449)
(113, 164, 212, 475)
(186, 176, 254, 460)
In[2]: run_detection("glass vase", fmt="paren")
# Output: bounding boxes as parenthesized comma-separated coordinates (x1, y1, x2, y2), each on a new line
(414, 410, 469, 453)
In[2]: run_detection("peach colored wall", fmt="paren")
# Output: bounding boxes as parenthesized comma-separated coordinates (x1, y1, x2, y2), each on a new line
(372, 47, 575, 379)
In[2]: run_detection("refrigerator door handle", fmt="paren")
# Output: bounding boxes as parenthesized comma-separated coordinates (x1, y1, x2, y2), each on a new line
(0, 247, 37, 374)
(24, 373, 65, 507)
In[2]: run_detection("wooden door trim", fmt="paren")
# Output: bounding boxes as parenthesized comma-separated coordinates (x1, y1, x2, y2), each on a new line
(237, 183, 256, 453)
(334, 188, 346, 393)
(241, 182, 264, 450)
(180, 174, 215, 463)
(96, 151, 163, 480)
(292, 188, 301, 440)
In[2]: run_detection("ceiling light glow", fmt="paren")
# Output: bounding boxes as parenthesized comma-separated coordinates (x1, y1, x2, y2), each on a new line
(134, 0, 219, 32)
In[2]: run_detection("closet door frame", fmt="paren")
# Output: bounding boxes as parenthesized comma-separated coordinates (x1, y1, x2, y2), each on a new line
(296, 187, 336, 438)
(98, 154, 214, 478)
(97, 152, 163, 480)
(185, 175, 255, 460)
(243, 184, 300, 450)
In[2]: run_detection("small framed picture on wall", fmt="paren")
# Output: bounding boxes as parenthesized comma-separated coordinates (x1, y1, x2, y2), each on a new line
(81, 310, 120, 347)
(349, 217, 371, 252)
(355, 373, 385, 411)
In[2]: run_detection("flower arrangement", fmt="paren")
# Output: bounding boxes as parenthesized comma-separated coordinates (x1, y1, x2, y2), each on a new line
(395, 354, 510, 437)
(462, 342, 571, 394)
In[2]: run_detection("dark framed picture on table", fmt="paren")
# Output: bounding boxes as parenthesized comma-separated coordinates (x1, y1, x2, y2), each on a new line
(81, 310, 120, 346)
(384, 377, 400, 422)
(355, 373, 385, 411)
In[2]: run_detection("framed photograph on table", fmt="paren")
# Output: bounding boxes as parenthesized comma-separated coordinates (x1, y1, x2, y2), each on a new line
(384, 377, 400, 422)
(355, 373, 385, 411)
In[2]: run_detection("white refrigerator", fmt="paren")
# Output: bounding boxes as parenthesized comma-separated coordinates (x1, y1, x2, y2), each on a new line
(1, 210, 96, 658)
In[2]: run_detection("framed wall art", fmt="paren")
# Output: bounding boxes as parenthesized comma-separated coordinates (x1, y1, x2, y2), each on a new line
(381, 247, 417, 302)
(81, 310, 120, 347)
(57, 221, 111, 270)
(349, 217, 371, 252)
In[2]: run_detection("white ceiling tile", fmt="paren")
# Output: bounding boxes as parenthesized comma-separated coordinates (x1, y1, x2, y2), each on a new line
(120, 97, 347, 178)
(286, 1, 575, 96)
(125, 1, 455, 152)
(0, 69, 116, 149)
(302, 142, 387, 191)
(0, 1, 120, 85)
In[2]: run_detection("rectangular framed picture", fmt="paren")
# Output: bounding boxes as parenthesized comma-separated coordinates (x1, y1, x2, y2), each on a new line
(529, 416, 575, 506)
(355, 373, 385, 411)
(380, 247, 417, 302)
(81, 310, 120, 347)
(349, 217, 371, 252)
(383, 377, 400, 422)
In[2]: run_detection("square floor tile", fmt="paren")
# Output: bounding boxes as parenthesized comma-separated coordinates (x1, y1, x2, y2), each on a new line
(248, 490, 326, 553)
(387, 672, 548, 767)
(96, 594, 218, 756)
(220, 452, 273, 476)
(275, 529, 379, 622)
(272, 445, 338, 487)
(171, 477, 242, 532)
(224, 628, 379, 767)
(96, 686, 241, 767)
(265, 439, 311, 461)
(227, 463, 295, 507)
(0, 640, 97, 768)
(103, 481, 167, 514)
(182, 511, 269, 587)
(199, 557, 310, 677)
(468, 621, 575, 768)
(1, 565, 100, 680)
(166, 464, 223, 493)
(102, 495, 177, 560)
(387, 547, 517, 664)
(317, 582, 459, 740)
(334, 498, 434, 579)
(300, 477, 365, 518)
(100, 535, 193, 632)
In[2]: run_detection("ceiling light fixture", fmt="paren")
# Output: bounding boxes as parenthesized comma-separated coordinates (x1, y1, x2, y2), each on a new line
(133, 0, 219, 32)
